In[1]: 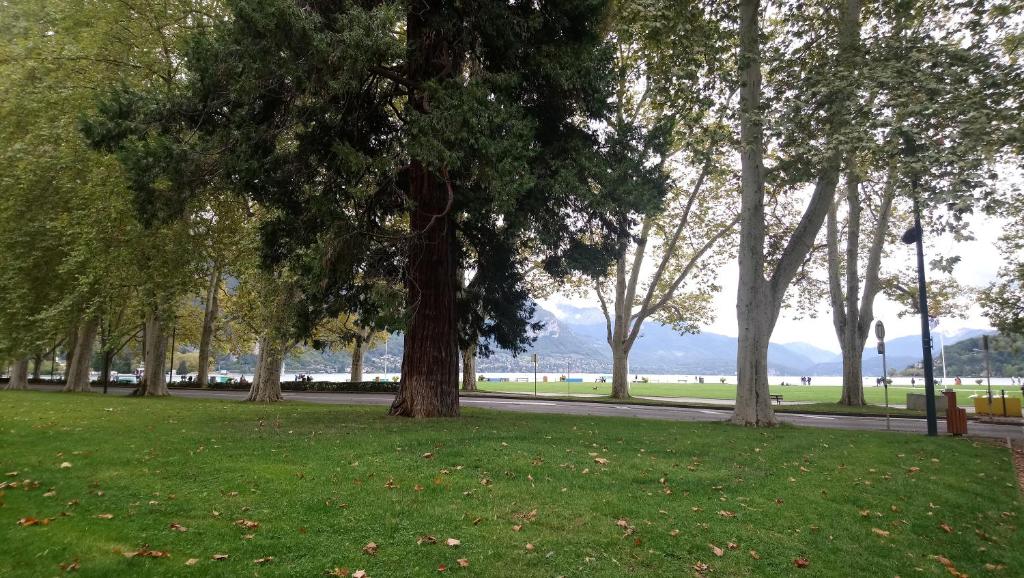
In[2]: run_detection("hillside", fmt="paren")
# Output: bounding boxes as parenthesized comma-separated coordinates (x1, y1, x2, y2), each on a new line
(900, 333, 1024, 377)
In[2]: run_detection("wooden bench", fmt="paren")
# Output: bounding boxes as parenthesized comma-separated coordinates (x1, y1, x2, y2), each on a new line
(770, 394, 784, 405)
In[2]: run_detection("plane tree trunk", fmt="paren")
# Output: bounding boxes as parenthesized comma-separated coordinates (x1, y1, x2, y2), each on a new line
(31, 353, 43, 380)
(197, 266, 221, 388)
(350, 337, 366, 383)
(461, 343, 477, 392)
(248, 333, 285, 402)
(141, 311, 169, 396)
(5, 358, 30, 390)
(64, 317, 98, 393)
(731, 0, 856, 425)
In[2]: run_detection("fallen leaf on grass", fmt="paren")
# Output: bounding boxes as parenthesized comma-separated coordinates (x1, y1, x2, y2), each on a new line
(525, 543, 535, 552)
(479, 478, 492, 486)
(362, 542, 378, 556)
(794, 558, 810, 568)
(939, 522, 953, 533)
(18, 517, 52, 527)
(872, 528, 890, 537)
(414, 484, 424, 492)
(58, 559, 80, 572)
(669, 529, 679, 537)
(709, 544, 724, 557)
(352, 570, 367, 578)
(242, 534, 254, 541)
(384, 479, 397, 489)
(985, 563, 1006, 571)
(750, 550, 760, 560)
(908, 467, 921, 474)
(693, 561, 709, 572)
(120, 546, 170, 559)
(615, 519, 630, 529)
(438, 564, 446, 572)
(727, 542, 738, 550)
(60, 462, 72, 469)
(512, 525, 522, 532)
(718, 510, 735, 518)
(422, 452, 433, 459)
(43, 490, 56, 498)
(95, 513, 114, 520)
(417, 535, 437, 545)
(326, 568, 349, 577)
(446, 538, 460, 547)
(457, 559, 469, 568)
(594, 457, 609, 465)
(185, 558, 199, 566)
(234, 519, 259, 530)
(254, 557, 273, 564)
(169, 523, 188, 532)
(211, 554, 229, 561)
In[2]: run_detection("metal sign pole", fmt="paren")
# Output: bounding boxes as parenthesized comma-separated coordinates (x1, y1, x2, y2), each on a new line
(532, 353, 538, 398)
(876, 321, 890, 431)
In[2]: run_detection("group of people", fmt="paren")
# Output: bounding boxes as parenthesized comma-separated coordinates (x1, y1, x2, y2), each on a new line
(800, 376, 813, 386)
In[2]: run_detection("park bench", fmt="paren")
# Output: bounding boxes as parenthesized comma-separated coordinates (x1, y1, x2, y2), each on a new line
(770, 394, 783, 405)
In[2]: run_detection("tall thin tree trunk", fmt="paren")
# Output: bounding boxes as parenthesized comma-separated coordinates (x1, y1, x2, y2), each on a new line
(5, 358, 29, 390)
(248, 333, 284, 402)
(389, 3, 462, 418)
(197, 267, 221, 388)
(31, 352, 43, 381)
(141, 312, 169, 396)
(350, 338, 365, 383)
(64, 317, 98, 393)
(64, 326, 79, 383)
(461, 343, 477, 392)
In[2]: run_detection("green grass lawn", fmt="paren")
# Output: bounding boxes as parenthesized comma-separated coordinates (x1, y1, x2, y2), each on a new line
(479, 381, 1022, 405)
(1, 391, 1021, 577)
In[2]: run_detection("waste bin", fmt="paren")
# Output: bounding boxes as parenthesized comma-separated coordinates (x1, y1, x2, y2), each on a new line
(944, 391, 967, 435)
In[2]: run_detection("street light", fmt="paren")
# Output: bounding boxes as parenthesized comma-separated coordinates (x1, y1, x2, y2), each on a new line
(900, 133, 938, 436)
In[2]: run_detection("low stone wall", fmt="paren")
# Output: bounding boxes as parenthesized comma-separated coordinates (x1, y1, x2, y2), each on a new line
(906, 392, 948, 412)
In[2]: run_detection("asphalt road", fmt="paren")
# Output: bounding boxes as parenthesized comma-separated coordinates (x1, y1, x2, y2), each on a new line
(29, 384, 1024, 440)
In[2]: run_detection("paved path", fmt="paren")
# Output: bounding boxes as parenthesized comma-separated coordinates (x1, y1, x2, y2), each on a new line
(28, 384, 1023, 440)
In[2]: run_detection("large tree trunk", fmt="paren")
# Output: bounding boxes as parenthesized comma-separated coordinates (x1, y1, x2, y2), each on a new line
(389, 3, 462, 418)
(838, 342, 866, 405)
(732, 0, 777, 426)
(141, 312, 169, 396)
(350, 338, 365, 383)
(461, 344, 477, 392)
(64, 317, 98, 393)
(248, 333, 284, 402)
(611, 344, 630, 399)
(197, 267, 221, 388)
(5, 358, 30, 390)
(31, 352, 43, 381)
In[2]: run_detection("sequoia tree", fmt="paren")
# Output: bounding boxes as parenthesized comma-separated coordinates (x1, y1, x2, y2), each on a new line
(124, 0, 649, 417)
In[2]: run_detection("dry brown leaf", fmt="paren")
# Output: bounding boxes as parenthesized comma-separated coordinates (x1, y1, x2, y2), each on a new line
(512, 525, 523, 532)
(422, 452, 433, 459)
(352, 570, 367, 578)
(417, 535, 437, 545)
(525, 543, 535, 552)
(750, 550, 760, 560)
(326, 567, 350, 577)
(95, 513, 114, 520)
(456, 558, 469, 568)
(709, 544, 724, 557)
(414, 484, 424, 492)
(908, 467, 921, 474)
(859, 509, 870, 517)
(479, 478, 492, 486)
(254, 557, 273, 564)
(794, 558, 810, 568)
(594, 457, 609, 465)
(362, 542, 378, 555)
(872, 528, 890, 537)
(718, 510, 736, 518)
(234, 519, 259, 530)
(60, 462, 72, 469)
(438, 563, 447, 572)
(58, 559, 80, 572)
(184, 558, 199, 566)
(939, 522, 953, 534)
(669, 529, 680, 537)
(615, 519, 630, 528)
(169, 523, 188, 532)
(212, 554, 229, 561)
(445, 538, 460, 547)
(727, 542, 738, 550)
(384, 479, 397, 489)
(693, 561, 709, 572)
(984, 563, 1006, 571)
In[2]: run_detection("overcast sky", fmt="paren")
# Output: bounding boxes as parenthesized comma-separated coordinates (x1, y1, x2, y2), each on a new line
(540, 212, 1011, 352)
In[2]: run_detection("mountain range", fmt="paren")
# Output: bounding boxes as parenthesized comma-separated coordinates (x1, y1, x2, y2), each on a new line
(270, 305, 995, 377)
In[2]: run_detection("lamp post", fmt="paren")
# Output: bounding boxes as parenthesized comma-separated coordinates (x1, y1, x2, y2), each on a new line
(900, 134, 938, 436)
